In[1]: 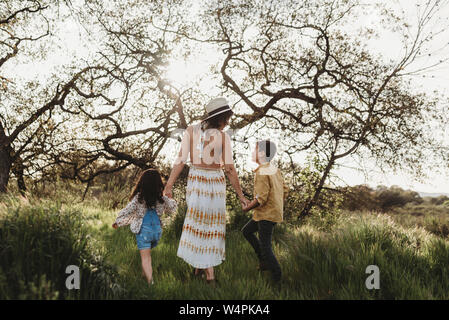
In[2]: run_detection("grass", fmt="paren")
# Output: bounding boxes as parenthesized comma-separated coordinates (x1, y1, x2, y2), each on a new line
(0, 195, 123, 299)
(388, 203, 449, 239)
(1, 191, 448, 299)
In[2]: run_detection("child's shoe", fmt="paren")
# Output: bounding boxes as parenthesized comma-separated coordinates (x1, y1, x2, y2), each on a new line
(193, 268, 205, 278)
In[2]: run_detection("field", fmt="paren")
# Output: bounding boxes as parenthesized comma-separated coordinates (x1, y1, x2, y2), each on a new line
(1, 181, 448, 300)
(2, 0, 449, 303)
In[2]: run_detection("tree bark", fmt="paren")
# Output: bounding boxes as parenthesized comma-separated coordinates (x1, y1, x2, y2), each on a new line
(300, 157, 335, 217)
(12, 159, 26, 195)
(0, 145, 13, 193)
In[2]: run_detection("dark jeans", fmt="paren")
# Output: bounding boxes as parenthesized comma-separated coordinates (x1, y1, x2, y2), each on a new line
(241, 219, 281, 282)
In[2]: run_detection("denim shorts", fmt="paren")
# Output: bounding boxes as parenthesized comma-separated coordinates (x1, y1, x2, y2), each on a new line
(136, 209, 162, 250)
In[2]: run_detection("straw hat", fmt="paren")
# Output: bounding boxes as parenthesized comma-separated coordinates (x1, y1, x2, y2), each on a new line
(203, 97, 233, 121)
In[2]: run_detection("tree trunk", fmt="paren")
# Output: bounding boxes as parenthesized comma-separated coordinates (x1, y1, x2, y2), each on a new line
(13, 160, 27, 195)
(300, 158, 335, 217)
(0, 145, 13, 193)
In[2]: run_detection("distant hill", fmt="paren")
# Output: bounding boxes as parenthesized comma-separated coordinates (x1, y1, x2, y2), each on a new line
(418, 192, 449, 198)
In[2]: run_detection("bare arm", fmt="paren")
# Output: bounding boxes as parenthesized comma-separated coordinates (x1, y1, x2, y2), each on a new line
(224, 163, 247, 204)
(164, 162, 184, 198)
(222, 131, 249, 207)
(163, 127, 191, 198)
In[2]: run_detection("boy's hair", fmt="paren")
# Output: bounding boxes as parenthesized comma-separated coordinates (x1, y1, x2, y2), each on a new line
(257, 140, 277, 162)
(130, 168, 165, 208)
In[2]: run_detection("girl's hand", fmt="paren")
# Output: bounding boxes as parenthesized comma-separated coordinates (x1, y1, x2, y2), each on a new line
(164, 185, 173, 198)
(112, 223, 118, 229)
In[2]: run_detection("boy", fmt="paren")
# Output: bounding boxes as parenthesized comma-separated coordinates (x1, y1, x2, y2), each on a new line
(242, 140, 289, 286)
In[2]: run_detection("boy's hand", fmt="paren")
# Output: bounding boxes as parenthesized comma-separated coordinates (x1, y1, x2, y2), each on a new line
(242, 199, 259, 212)
(239, 195, 250, 208)
(112, 223, 118, 229)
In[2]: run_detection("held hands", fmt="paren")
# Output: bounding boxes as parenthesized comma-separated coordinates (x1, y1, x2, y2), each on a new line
(242, 198, 259, 212)
(242, 202, 250, 212)
(163, 185, 173, 198)
(239, 195, 250, 210)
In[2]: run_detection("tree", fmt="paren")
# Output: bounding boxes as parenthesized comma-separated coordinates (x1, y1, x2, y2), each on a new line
(0, 1, 139, 193)
(164, 0, 448, 216)
(2, 0, 447, 218)
(376, 185, 423, 210)
(38, 0, 203, 195)
(1, 0, 53, 193)
(1, 0, 203, 195)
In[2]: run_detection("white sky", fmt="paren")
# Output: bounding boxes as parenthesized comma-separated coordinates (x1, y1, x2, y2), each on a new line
(343, 0, 449, 193)
(4, 0, 449, 194)
(165, 0, 449, 194)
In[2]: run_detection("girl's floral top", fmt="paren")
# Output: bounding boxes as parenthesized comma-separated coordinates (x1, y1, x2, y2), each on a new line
(114, 194, 178, 233)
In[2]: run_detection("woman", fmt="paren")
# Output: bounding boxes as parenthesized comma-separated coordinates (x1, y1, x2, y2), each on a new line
(163, 97, 249, 285)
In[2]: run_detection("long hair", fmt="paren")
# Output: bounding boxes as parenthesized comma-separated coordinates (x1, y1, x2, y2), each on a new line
(202, 110, 233, 130)
(130, 169, 164, 208)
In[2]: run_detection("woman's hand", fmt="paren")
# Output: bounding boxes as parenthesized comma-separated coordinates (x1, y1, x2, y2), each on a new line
(242, 199, 259, 212)
(239, 195, 250, 208)
(163, 185, 173, 198)
(165, 160, 186, 199)
(112, 223, 118, 229)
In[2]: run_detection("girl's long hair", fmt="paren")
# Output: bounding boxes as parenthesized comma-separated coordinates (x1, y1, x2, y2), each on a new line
(130, 169, 165, 208)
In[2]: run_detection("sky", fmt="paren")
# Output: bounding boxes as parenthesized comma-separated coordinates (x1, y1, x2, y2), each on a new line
(344, 0, 449, 193)
(165, 0, 449, 194)
(4, 0, 449, 194)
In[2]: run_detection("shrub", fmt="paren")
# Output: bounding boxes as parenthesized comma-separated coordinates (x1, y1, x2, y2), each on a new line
(430, 196, 449, 206)
(0, 200, 123, 299)
(376, 186, 423, 210)
(340, 185, 425, 212)
(340, 185, 379, 211)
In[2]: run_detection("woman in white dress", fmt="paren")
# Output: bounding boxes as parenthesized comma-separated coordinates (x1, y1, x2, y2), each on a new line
(163, 97, 249, 285)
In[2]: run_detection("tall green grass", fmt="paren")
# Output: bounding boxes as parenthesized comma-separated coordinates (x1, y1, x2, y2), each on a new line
(1, 194, 448, 299)
(388, 203, 449, 239)
(94, 206, 449, 299)
(0, 196, 123, 299)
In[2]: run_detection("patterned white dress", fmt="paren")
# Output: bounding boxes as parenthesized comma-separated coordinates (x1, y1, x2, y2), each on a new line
(177, 166, 227, 268)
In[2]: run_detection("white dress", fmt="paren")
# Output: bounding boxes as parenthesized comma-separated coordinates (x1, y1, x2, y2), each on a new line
(177, 166, 227, 268)
(176, 124, 231, 268)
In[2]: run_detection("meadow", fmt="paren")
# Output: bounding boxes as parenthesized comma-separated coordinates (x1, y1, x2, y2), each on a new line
(0, 180, 448, 300)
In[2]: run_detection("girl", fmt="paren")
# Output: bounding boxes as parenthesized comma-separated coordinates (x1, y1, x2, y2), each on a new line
(112, 168, 177, 286)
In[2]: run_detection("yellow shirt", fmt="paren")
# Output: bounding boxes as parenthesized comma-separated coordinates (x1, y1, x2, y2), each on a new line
(253, 162, 289, 223)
